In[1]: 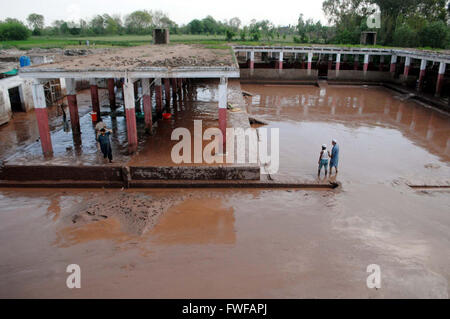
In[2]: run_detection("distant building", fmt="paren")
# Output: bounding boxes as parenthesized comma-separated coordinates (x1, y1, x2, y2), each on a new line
(361, 31, 377, 45)
(153, 29, 170, 45)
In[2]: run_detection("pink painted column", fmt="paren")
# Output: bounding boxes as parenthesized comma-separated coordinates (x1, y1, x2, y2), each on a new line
(379, 56, 385, 71)
(107, 78, 116, 111)
(90, 79, 100, 121)
(390, 55, 397, 73)
(249, 51, 254, 69)
(142, 78, 152, 131)
(171, 78, 177, 99)
(335, 54, 341, 71)
(418, 59, 427, 92)
(155, 78, 163, 118)
(32, 81, 53, 156)
(307, 52, 313, 70)
(328, 55, 333, 70)
(435, 62, 446, 96)
(65, 79, 80, 134)
(403, 57, 411, 77)
(123, 78, 138, 153)
(363, 54, 369, 72)
(218, 77, 227, 152)
(164, 78, 171, 102)
(353, 55, 359, 70)
(275, 51, 283, 69)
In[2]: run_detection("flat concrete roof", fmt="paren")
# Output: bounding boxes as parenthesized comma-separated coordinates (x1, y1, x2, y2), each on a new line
(19, 44, 240, 79)
(233, 45, 450, 63)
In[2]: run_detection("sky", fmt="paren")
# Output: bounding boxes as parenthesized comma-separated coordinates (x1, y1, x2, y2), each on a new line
(0, 0, 328, 27)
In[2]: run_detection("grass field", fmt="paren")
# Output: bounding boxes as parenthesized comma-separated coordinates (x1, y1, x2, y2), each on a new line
(0, 34, 440, 51)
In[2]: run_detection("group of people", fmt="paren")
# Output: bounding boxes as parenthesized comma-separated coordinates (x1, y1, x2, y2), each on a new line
(318, 139, 339, 177)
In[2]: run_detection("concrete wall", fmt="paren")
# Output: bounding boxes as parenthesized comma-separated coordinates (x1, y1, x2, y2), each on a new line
(240, 69, 318, 81)
(327, 70, 392, 82)
(0, 76, 34, 125)
(130, 166, 260, 180)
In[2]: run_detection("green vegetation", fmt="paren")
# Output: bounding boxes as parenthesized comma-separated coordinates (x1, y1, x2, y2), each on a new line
(1, 2, 449, 50)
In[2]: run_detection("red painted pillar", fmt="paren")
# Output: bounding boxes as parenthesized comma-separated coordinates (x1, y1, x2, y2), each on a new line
(107, 78, 116, 111)
(249, 51, 254, 69)
(171, 78, 177, 99)
(32, 82, 53, 156)
(67, 95, 80, 134)
(363, 54, 369, 72)
(307, 53, 313, 70)
(379, 56, 385, 71)
(436, 62, 445, 96)
(123, 78, 138, 153)
(276, 52, 283, 70)
(354, 56, 359, 70)
(418, 59, 427, 92)
(218, 77, 227, 152)
(390, 55, 397, 73)
(164, 78, 171, 102)
(336, 54, 341, 71)
(90, 80, 100, 121)
(155, 78, 163, 118)
(404, 57, 411, 77)
(177, 78, 182, 95)
(328, 55, 333, 70)
(142, 78, 152, 131)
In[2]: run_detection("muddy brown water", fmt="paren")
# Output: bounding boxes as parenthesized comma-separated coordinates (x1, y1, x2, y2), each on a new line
(0, 84, 449, 298)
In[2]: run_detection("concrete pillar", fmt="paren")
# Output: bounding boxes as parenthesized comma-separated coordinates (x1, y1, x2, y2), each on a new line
(436, 62, 446, 96)
(66, 78, 80, 134)
(363, 54, 369, 72)
(307, 52, 313, 70)
(142, 78, 152, 131)
(354, 55, 359, 70)
(90, 79, 100, 120)
(123, 78, 138, 152)
(59, 78, 67, 95)
(218, 77, 228, 152)
(249, 51, 255, 69)
(390, 55, 397, 73)
(164, 78, 171, 102)
(379, 55, 385, 71)
(31, 81, 52, 156)
(418, 59, 427, 92)
(328, 55, 333, 70)
(171, 78, 177, 100)
(275, 51, 283, 69)
(404, 57, 411, 77)
(177, 78, 182, 95)
(336, 54, 341, 71)
(155, 78, 163, 118)
(107, 78, 116, 111)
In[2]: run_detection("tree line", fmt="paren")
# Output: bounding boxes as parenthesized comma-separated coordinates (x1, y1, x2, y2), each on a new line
(1, 1, 449, 48)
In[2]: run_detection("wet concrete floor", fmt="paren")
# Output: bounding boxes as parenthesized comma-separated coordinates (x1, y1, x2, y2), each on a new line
(0, 84, 449, 298)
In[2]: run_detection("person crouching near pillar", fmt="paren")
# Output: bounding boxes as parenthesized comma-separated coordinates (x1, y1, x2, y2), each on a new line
(97, 128, 113, 163)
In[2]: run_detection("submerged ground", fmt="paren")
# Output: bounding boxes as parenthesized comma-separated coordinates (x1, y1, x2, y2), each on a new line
(0, 83, 449, 298)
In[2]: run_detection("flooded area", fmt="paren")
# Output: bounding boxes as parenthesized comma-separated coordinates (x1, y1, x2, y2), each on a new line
(0, 83, 449, 298)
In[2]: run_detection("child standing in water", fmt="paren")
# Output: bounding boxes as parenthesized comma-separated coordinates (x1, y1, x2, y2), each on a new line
(318, 144, 329, 176)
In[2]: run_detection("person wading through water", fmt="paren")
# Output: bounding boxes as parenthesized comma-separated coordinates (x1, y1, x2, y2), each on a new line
(97, 128, 113, 163)
(318, 144, 329, 177)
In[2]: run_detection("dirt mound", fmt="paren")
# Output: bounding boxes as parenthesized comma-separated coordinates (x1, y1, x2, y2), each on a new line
(67, 192, 185, 235)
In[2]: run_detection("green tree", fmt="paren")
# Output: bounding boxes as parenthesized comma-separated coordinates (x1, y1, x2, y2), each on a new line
(26, 13, 44, 35)
(225, 29, 235, 41)
(419, 20, 449, 48)
(0, 20, 30, 40)
(125, 10, 152, 34)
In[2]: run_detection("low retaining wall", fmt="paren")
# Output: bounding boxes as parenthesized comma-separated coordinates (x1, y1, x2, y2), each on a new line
(240, 69, 318, 81)
(131, 166, 260, 180)
(0, 163, 261, 187)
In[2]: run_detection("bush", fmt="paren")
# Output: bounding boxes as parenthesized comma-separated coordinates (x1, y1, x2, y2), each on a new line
(0, 22, 30, 40)
(225, 29, 235, 41)
(419, 21, 449, 49)
(393, 24, 419, 48)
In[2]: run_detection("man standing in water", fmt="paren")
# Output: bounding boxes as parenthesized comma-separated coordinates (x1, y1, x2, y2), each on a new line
(97, 128, 113, 163)
(329, 139, 339, 175)
(318, 144, 329, 177)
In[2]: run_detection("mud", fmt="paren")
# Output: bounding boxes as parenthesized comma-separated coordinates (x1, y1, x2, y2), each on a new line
(27, 44, 235, 71)
(0, 84, 449, 298)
